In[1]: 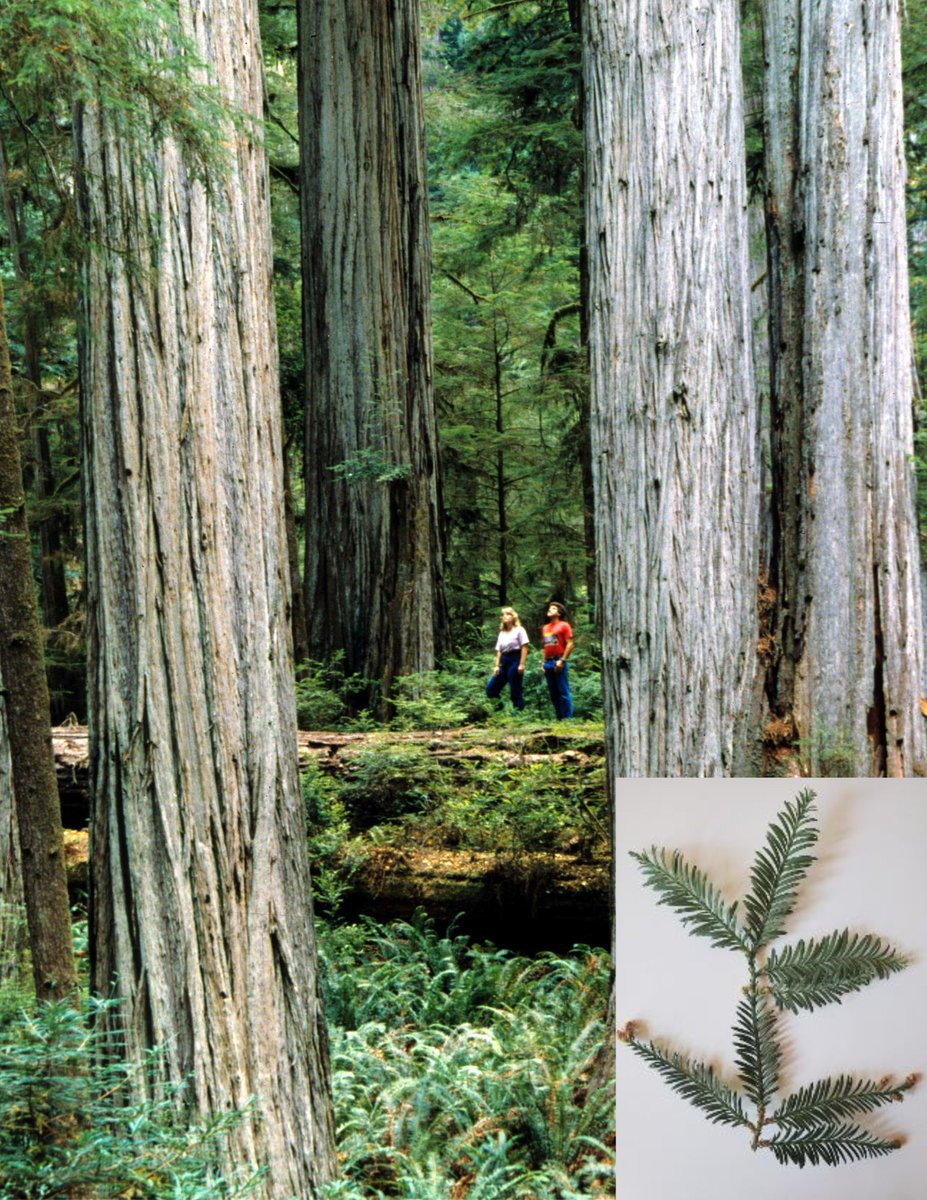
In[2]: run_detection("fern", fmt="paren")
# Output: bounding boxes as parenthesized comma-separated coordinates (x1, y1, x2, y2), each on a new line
(764, 930, 908, 1013)
(628, 847, 747, 952)
(624, 790, 916, 1168)
(742, 788, 818, 949)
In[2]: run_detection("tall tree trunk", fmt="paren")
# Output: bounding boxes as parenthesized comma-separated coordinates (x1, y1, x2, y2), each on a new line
(493, 321, 509, 605)
(0, 147, 74, 718)
(283, 443, 310, 667)
(299, 0, 448, 700)
(0, 669, 26, 987)
(565, 0, 597, 609)
(763, 0, 926, 775)
(75, 2, 337, 1193)
(0, 276, 74, 1002)
(585, 0, 760, 776)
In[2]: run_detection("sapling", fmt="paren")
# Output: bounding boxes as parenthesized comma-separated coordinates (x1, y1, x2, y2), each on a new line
(621, 789, 917, 1167)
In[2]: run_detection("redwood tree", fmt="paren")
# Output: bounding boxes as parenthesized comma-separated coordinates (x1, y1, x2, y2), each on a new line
(75, 0, 336, 1192)
(585, 0, 760, 776)
(298, 0, 447, 697)
(0, 275, 74, 1001)
(763, 0, 927, 776)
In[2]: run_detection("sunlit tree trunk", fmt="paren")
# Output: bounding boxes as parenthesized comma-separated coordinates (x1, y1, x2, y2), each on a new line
(0, 276, 74, 1001)
(75, 0, 337, 1192)
(298, 0, 447, 699)
(585, 0, 759, 776)
(763, 0, 926, 775)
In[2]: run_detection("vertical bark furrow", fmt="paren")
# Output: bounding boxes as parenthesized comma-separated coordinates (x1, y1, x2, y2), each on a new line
(299, 0, 446, 694)
(586, 0, 759, 776)
(77, 0, 336, 1192)
(764, 0, 926, 774)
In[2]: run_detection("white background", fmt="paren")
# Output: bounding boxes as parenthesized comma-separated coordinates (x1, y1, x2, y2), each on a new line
(614, 779, 927, 1200)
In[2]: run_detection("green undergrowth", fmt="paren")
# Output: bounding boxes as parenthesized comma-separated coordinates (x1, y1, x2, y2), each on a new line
(0, 913, 613, 1198)
(0, 967, 263, 1197)
(317, 912, 615, 1199)
(303, 743, 608, 916)
(295, 654, 604, 731)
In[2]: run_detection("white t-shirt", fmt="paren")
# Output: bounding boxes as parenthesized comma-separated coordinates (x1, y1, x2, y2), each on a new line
(495, 626, 529, 655)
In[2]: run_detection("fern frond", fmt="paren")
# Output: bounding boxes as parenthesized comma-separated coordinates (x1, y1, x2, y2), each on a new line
(774, 1074, 915, 1127)
(629, 847, 747, 952)
(764, 931, 908, 1013)
(766, 1121, 901, 1167)
(743, 789, 818, 949)
(732, 990, 780, 1109)
(624, 1037, 749, 1128)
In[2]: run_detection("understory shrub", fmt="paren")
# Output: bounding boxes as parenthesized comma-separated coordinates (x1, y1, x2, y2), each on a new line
(426, 758, 607, 856)
(0, 990, 261, 1198)
(293, 646, 604, 732)
(391, 657, 604, 728)
(318, 912, 615, 1199)
(336, 745, 453, 830)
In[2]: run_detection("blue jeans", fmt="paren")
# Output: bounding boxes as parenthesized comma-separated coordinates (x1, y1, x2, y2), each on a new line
(486, 651, 525, 709)
(543, 660, 573, 719)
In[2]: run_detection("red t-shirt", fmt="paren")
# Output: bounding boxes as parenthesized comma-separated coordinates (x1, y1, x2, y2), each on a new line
(542, 619, 573, 659)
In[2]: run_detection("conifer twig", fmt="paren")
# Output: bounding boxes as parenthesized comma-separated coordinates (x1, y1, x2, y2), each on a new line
(624, 791, 917, 1168)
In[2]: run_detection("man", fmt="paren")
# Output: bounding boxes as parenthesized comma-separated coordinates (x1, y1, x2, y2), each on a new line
(541, 601, 574, 720)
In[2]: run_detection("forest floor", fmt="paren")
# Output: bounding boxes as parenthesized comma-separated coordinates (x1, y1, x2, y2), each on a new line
(54, 722, 611, 953)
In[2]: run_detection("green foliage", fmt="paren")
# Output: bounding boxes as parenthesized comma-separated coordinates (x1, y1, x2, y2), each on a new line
(0, 0, 238, 180)
(774, 1074, 916, 1128)
(390, 659, 495, 729)
(426, 4, 590, 625)
(764, 930, 908, 1014)
(732, 988, 781, 1110)
(393, 653, 603, 729)
(302, 760, 364, 917)
(294, 655, 376, 730)
(766, 1122, 902, 1168)
(337, 745, 451, 830)
(0, 993, 262, 1198)
(624, 1041, 748, 1130)
(329, 448, 412, 485)
(628, 847, 747, 953)
(317, 913, 614, 1198)
(742, 788, 817, 948)
(625, 790, 916, 1167)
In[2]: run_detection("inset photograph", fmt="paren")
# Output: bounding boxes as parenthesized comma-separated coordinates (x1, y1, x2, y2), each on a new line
(615, 780, 927, 1200)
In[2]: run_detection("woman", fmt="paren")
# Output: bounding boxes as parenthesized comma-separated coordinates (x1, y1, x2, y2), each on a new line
(486, 606, 530, 710)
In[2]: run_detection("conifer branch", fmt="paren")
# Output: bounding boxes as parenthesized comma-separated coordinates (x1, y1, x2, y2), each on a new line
(732, 983, 781, 1112)
(764, 931, 908, 1013)
(766, 1121, 902, 1167)
(622, 1036, 749, 1129)
(624, 790, 916, 1168)
(774, 1074, 916, 1127)
(628, 847, 747, 953)
(742, 788, 818, 949)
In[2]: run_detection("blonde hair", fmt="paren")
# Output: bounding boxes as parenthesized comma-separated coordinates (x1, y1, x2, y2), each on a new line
(499, 607, 521, 629)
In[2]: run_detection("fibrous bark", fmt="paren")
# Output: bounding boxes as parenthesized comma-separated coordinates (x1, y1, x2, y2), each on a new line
(0, 667, 25, 986)
(0, 276, 74, 1001)
(585, 0, 760, 775)
(299, 0, 447, 698)
(763, 0, 926, 775)
(75, 0, 336, 1193)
